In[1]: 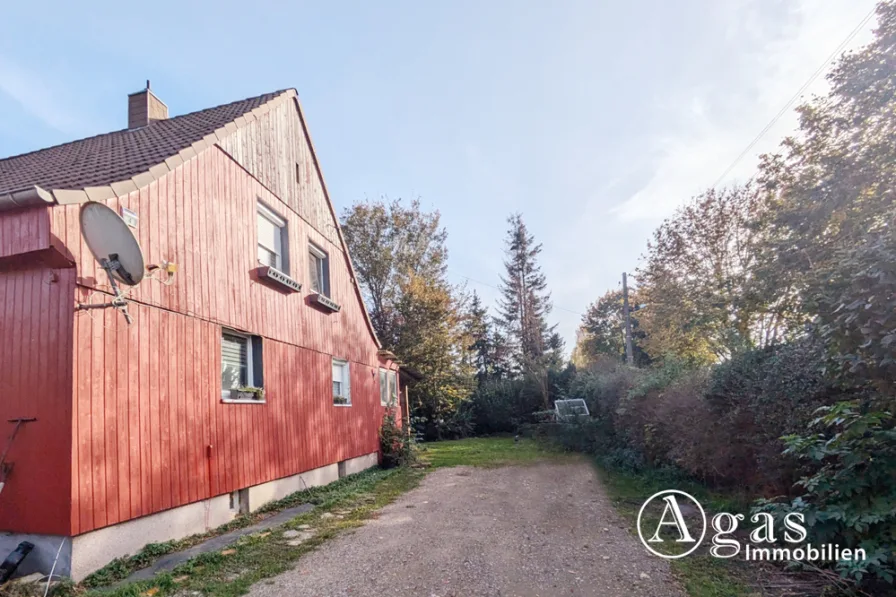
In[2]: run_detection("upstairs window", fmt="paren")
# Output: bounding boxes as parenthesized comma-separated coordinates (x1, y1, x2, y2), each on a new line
(257, 203, 288, 273)
(222, 330, 264, 402)
(332, 359, 351, 405)
(309, 243, 330, 296)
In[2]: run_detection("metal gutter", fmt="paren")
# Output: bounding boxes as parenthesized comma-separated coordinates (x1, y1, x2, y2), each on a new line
(0, 186, 55, 211)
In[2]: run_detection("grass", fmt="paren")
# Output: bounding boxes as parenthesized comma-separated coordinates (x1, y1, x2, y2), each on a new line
(593, 463, 753, 597)
(7, 467, 423, 597)
(5, 437, 750, 597)
(420, 435, 569, 468)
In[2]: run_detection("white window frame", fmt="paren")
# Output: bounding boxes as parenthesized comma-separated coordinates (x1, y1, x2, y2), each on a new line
(309, 242, 329, 296)
(257, 202, 288, 273)
(221, 330, 264, 403)
(332, 358, 351, 406)
(389, 370, 398, 405)
(379, 368, 389, 406)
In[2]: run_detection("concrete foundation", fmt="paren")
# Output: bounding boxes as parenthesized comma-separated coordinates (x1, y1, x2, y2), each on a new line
(246, 463, 339, 512)
(342, 452, 378, 476)
(0, 452, 379, 582)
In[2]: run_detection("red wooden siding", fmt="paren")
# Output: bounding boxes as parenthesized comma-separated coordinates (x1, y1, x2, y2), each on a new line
(53, 147, 394, 536)
(69, 307, 383, 535)
(0, 267, 74, 534)
(0, 207, 51, 261)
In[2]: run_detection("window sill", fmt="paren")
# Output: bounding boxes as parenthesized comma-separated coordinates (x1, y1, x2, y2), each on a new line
(256, 266, 301, 293)
(333, 402, 352, 407)
(309, 293, 341, 312)
(221, 398, 267, 405)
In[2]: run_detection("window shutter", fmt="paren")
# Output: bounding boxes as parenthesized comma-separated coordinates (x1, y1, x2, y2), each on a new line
(345, 362, 351, 402)
(222, 334, 248, 389)
(332, 360, 342, 397)
(252, 337, 263, 388)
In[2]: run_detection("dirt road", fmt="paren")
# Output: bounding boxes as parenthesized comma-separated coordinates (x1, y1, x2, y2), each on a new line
(246, 462, 684, 596)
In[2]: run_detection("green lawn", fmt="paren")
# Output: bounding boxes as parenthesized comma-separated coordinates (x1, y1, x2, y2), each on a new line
(420, 435, 570, 468)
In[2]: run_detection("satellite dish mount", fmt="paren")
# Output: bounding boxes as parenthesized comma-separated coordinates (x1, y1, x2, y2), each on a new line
(76, 202, 147, 325)
(77, 255, 134, 324)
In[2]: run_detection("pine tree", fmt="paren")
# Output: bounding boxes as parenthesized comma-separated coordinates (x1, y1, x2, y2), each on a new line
(497, 213, 556, 398)
(465, 291, 512, 383)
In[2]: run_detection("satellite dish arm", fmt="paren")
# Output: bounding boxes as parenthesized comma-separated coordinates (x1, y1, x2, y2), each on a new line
(76, 257, 134, 325)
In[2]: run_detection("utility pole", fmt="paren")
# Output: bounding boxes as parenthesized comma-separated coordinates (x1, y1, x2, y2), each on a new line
(622, 272, 634, 366)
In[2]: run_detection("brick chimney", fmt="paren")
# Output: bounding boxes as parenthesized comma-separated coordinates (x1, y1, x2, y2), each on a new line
(128, 80, 168, 129)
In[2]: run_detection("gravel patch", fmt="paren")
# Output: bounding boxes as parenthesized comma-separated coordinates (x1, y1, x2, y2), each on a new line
(246, 461, 684, 596)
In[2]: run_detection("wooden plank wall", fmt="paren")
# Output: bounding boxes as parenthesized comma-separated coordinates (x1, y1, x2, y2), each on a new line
(219, 99, 340, 248)
(69, 307, 382, 535)
(0, 267, 74, 534)
(52, 147, 392, 536)
(0, 206, 50, 260)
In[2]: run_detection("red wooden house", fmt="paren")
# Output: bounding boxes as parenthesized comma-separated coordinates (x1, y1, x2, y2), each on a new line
(0, 85, 401, 579)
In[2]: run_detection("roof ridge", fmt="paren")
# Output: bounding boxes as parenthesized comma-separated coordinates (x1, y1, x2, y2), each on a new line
(0, 89, 290, 166)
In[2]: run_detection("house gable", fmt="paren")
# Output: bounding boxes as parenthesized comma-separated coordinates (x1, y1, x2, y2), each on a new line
(216, 94, 379, 348)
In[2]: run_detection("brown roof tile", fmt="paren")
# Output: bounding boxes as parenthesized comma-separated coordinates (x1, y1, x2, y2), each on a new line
(0, 90, 287, 196)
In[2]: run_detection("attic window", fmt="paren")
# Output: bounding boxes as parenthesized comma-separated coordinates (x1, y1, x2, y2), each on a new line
(295, 163, 301, 185)
(257, 203, 288, 274)
(309, 243, 330, 296)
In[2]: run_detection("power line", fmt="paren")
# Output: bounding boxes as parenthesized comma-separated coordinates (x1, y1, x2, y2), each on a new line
(711, 6, 877, 189)
(449, 270, 584, 317)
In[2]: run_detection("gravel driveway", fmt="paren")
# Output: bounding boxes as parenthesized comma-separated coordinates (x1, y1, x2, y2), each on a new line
(246, 462, 684, 597)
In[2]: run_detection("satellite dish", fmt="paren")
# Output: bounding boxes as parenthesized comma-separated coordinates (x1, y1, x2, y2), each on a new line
(80, 202, 145, 285)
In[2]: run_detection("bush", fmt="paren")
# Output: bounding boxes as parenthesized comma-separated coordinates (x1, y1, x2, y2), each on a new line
(754, 401, 896, 587)
(379, 409, 416, 468)
(705, 338, 867, 492)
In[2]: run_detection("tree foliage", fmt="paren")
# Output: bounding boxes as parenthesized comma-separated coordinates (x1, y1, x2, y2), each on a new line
(758, 1, 896, 392)
(341, 198, 474, 436)
(464, 291, 512, 383)
(636, 184, 792, 363)
(579, 289, 650, 367)
(497, 214, 555, 369)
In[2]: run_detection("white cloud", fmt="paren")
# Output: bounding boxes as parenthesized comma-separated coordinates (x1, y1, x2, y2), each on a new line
(610, 0, 878, 223)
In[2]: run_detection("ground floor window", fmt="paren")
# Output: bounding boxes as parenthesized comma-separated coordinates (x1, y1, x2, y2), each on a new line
(221, 330, 264, 402)
(332, 358, 351, 405)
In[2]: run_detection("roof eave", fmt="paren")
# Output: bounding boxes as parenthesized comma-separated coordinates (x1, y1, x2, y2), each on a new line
(0, 185, 55, 212)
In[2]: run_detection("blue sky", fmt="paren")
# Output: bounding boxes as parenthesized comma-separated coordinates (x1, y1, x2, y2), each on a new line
(0, 0, 878, 349)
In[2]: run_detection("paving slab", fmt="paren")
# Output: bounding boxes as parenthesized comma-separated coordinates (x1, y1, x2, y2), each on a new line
(121, 503, 313, 584)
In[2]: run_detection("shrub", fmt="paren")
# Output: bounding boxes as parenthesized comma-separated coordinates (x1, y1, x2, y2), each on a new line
(379, 409, 416, 468)
(754, 401, 896, 587)
(705, 339, 868, 493)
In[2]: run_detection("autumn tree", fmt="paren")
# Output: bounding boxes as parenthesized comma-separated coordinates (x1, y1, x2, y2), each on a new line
(341, 198, 474, 432)
(758, 1, 896, 391)
(636, 184, 791, 363)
